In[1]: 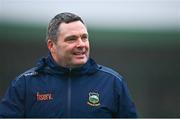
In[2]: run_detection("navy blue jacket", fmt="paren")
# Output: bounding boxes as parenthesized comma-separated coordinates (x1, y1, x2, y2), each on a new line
(0, 54, 137, 118)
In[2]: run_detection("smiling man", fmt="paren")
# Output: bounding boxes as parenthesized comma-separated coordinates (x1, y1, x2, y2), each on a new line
(0, 12, 137, 118)
(48, 20, 89, 68)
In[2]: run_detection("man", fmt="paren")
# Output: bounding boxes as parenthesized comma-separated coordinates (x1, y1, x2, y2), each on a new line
(0, 12, 137, 118)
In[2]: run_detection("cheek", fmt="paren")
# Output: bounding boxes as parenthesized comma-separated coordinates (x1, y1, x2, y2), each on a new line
(56, 46, 62, 55)
(54, 44, 64, 56)
(57, 45, 72, 56)
(85, 41, 90, 48)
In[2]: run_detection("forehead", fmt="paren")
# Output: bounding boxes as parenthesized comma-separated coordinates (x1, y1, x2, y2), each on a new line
(58, 21, 88, 37)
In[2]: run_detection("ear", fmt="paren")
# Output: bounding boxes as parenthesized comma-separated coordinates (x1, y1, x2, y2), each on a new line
(47, 39, 56, 53)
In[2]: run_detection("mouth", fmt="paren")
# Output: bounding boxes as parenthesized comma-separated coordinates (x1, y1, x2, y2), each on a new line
(73, 51, 86, 56)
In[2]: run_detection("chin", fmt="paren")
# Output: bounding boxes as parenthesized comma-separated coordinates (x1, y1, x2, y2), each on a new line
(73, 59, 88, 66)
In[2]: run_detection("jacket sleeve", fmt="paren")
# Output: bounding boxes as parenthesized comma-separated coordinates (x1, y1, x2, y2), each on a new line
(0, 76, 25, 117)
(114, 77, 138, 118)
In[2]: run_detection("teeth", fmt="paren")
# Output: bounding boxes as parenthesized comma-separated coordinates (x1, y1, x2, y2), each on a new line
(74, 52, 84, 55)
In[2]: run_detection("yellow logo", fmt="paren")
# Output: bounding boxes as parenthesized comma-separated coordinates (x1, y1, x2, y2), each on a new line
(87, 92, 100, 106)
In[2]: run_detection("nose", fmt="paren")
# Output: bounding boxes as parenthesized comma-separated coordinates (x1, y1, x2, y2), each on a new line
(76, 38, 85, 48)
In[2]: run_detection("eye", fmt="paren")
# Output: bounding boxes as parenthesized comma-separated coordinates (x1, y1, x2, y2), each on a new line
(81, 34, 88, 41)
(65, 36, 77, 42)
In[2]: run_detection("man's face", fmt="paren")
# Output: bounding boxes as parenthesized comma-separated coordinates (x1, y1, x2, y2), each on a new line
(49, 21, 90, 68)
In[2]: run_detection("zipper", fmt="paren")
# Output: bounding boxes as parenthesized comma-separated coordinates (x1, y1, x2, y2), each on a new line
(67, 68, 72, 117)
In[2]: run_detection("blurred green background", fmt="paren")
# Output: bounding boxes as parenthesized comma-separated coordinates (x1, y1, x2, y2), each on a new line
(0, 0, 180, 117)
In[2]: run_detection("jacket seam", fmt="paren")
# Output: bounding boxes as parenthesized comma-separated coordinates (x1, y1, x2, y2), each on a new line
(98, 66, 123, 82)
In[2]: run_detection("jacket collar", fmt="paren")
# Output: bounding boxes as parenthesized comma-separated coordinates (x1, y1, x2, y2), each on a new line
(36, 53, 99, 75)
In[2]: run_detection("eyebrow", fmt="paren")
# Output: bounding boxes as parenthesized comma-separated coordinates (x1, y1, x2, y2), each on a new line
(65, 33, 88, 39)
(65, 35, 78, 39)
(81, 33, 88, 37)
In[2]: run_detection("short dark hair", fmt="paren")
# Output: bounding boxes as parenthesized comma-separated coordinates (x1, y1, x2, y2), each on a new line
(46, 12, 84, 42)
